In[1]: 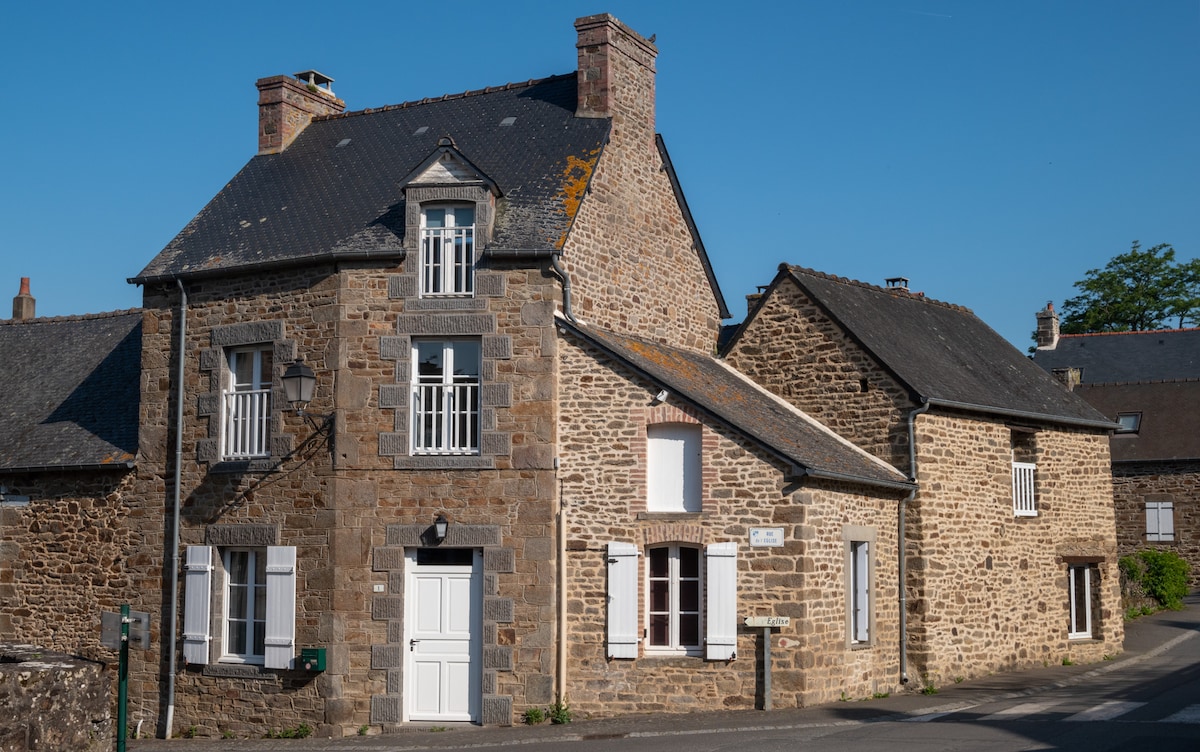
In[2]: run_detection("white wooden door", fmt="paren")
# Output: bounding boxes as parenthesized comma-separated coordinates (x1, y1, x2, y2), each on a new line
(405, 548, 481, 722)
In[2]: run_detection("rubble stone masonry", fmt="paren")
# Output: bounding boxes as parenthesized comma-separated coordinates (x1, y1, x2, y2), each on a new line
(1112, 461, 1200, 590)
(558, 334, 905, 712)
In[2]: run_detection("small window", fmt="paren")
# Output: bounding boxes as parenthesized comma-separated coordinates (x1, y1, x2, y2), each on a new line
(646, 545, 702, 655)
(223, 549, 267, 663)
(1115, 413, 1141, 434)
(849, 541, 871, 644)
(412, 340, 481, 454)
(420, 205, 475, 297)
(1011, 430, 1037, 518)
(1067, 563, 1098, 639)
(646, 424, 702, 513)
(1146, 501, 1175, 542)
(223, 347, 272, 460)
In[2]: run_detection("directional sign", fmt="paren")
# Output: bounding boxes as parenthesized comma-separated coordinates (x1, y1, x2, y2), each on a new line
(744, 616, 790, 628)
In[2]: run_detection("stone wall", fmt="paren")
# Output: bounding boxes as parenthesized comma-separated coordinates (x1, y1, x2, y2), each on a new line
(0, 471, 134, 663)
(722, 278, 915, 471)
(558, 334, 904, 712)
(1113, 461, 1200, 590)
(906, 413, 1122, 685)
(0, 643, 110, 751)
(128, 258, 560, 736)
(563, 17, 724, 354)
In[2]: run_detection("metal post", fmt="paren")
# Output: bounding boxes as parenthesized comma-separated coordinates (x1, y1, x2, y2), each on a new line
(762, 626, 772, 711)
(118, 604, 129, 752)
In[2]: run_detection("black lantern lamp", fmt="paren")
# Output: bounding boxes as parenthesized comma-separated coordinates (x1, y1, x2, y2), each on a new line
(433, 514, 449, 544)
(281, 358, 333, 435)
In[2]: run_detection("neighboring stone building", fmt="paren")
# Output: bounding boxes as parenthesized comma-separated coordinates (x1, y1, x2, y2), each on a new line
(722, 267, 1124, 687)
(1031, 307, 1200, 590)
(0, 279, 141, 662)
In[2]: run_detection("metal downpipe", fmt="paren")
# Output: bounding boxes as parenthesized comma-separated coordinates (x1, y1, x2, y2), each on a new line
(900, 400, 930, 685)
(164, 279, 187, 737)
(548, 253, 575, 323)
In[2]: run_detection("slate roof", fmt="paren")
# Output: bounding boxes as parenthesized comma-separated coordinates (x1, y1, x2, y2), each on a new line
(132, 74, 612, 283)
(735, 266, 1114, 430)
(1030, 329, 1200, 384)
(560, 318, 913, 491)
(1076, 381, 1200, 462)
(0, 311, 141, 472)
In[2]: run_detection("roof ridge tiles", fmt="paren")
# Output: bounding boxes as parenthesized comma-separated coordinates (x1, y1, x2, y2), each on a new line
(313, 72, 576, 123)
(785, 264, 973, 314)
(1060, 327, 1200, 339)
(0, 308, 142, 328)
(1083, 377, 1200, 387)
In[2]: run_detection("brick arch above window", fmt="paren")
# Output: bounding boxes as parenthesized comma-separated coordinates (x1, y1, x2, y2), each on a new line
(640, 522, 706, 547)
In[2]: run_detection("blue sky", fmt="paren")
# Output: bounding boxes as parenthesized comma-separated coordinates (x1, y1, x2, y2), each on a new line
(3, 1, 1197, 348)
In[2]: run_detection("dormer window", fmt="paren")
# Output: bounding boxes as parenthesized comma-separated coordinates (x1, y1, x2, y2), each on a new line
(420, 205, 475, 297)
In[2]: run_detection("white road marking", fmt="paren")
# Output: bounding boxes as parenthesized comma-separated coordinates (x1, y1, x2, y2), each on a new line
(1160, 704, 1200, 724)
(1064, 700, 1145, 722)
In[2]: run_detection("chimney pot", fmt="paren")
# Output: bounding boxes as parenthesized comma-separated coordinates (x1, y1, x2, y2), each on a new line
(13, 277, 35, 320)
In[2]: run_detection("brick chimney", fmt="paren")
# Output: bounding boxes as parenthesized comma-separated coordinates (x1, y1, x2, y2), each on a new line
(12, 277, 34, 320)
(575, 14, 658, 135)
(1035, 302, 1060, 349)
(256, 70, 346, 155)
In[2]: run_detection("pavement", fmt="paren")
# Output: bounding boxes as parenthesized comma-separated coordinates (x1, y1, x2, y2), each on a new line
(130, 595, 1200, 750)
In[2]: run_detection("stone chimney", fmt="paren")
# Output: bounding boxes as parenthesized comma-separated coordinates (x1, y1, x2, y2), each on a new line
(575, 14, 658, 135)
(256, 70, 346, 155)
(1035, 302, 1060, 349)
(12, 277, 34, 320)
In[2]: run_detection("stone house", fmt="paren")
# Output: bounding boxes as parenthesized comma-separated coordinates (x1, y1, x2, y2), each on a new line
(721, 267, 1124, 686)
(1031, 307, 1200, 590)
(94, 13, 914, 737)
(0, 279, 141, 659)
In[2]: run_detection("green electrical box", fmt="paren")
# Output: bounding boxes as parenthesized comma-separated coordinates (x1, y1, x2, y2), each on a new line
(300, 647, 326, 672)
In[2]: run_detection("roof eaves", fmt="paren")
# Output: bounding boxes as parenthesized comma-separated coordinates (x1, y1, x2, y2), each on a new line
(925, 397, 1119, 432)
(128, 248, 407, 286)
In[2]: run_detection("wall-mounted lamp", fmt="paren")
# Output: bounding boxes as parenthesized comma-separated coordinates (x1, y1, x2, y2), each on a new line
(650, 389, 669, 406)
(433, 514, 449, 544)
(281, 358, 334, 434)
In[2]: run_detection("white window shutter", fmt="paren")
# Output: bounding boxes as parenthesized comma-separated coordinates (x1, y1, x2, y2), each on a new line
(853, 541, 870, 643)
(182, 546, 213, 665)
(1146, 502, 1159, 540)
(1161, 502, 1175, 540)
(606, 542, 639, 659)
(705, 542, 738, 661)
(263, 546, 297, 670)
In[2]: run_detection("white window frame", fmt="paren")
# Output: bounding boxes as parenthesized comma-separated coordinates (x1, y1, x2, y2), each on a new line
(1067, 564, 1095, 639)
(222, 346, 272, 460)
(420, 204, 475, 297)
(411, 340, 481, 455)
(646, 544, 703, 656)
(1146, 500, 1175, 542)
(1115, 412, 1141, 433)
(182, 545, 296, 669)
(222, 548, 267, 665)
(646, 423, 702, 513)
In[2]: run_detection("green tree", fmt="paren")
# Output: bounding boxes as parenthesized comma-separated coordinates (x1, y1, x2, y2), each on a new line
(1059, 242, 1200, 334)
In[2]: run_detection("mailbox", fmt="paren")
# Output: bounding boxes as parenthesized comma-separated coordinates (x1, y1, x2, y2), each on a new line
(300, 647, 326, 672)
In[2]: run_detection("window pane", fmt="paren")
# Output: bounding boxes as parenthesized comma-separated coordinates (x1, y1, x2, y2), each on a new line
(425, 208, 446, 228)
(679, 547, 699, 578)
(416, 342, 445, 379)
(253, 621, 266, 658)
(452, 341, 481, 378)
(649, 614, 669, 646)
(451, 207, 474, 226)
(649, 548, 669, 578)
(649, 579, 669, 612)
(679, 579, 699, 612)
(228, 551, 249, 584)
(679, 614, 699, 646)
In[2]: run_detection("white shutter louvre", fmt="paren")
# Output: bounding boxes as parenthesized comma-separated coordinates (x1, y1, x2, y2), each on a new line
(182, 546, 213, 665)
(1146, 502, 1160, 541)
(705, 542, 738, 661)
(1161, 502, 1175, 540)
(606, 542, 639, 659)
(263, 546, 297, 670)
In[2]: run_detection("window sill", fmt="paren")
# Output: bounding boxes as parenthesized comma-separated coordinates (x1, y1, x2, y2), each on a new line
(637, 653, 705, 667)
(636, 512, 704, 521)
(210, 459, 276, 475)
(201, 663, 274, 679)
